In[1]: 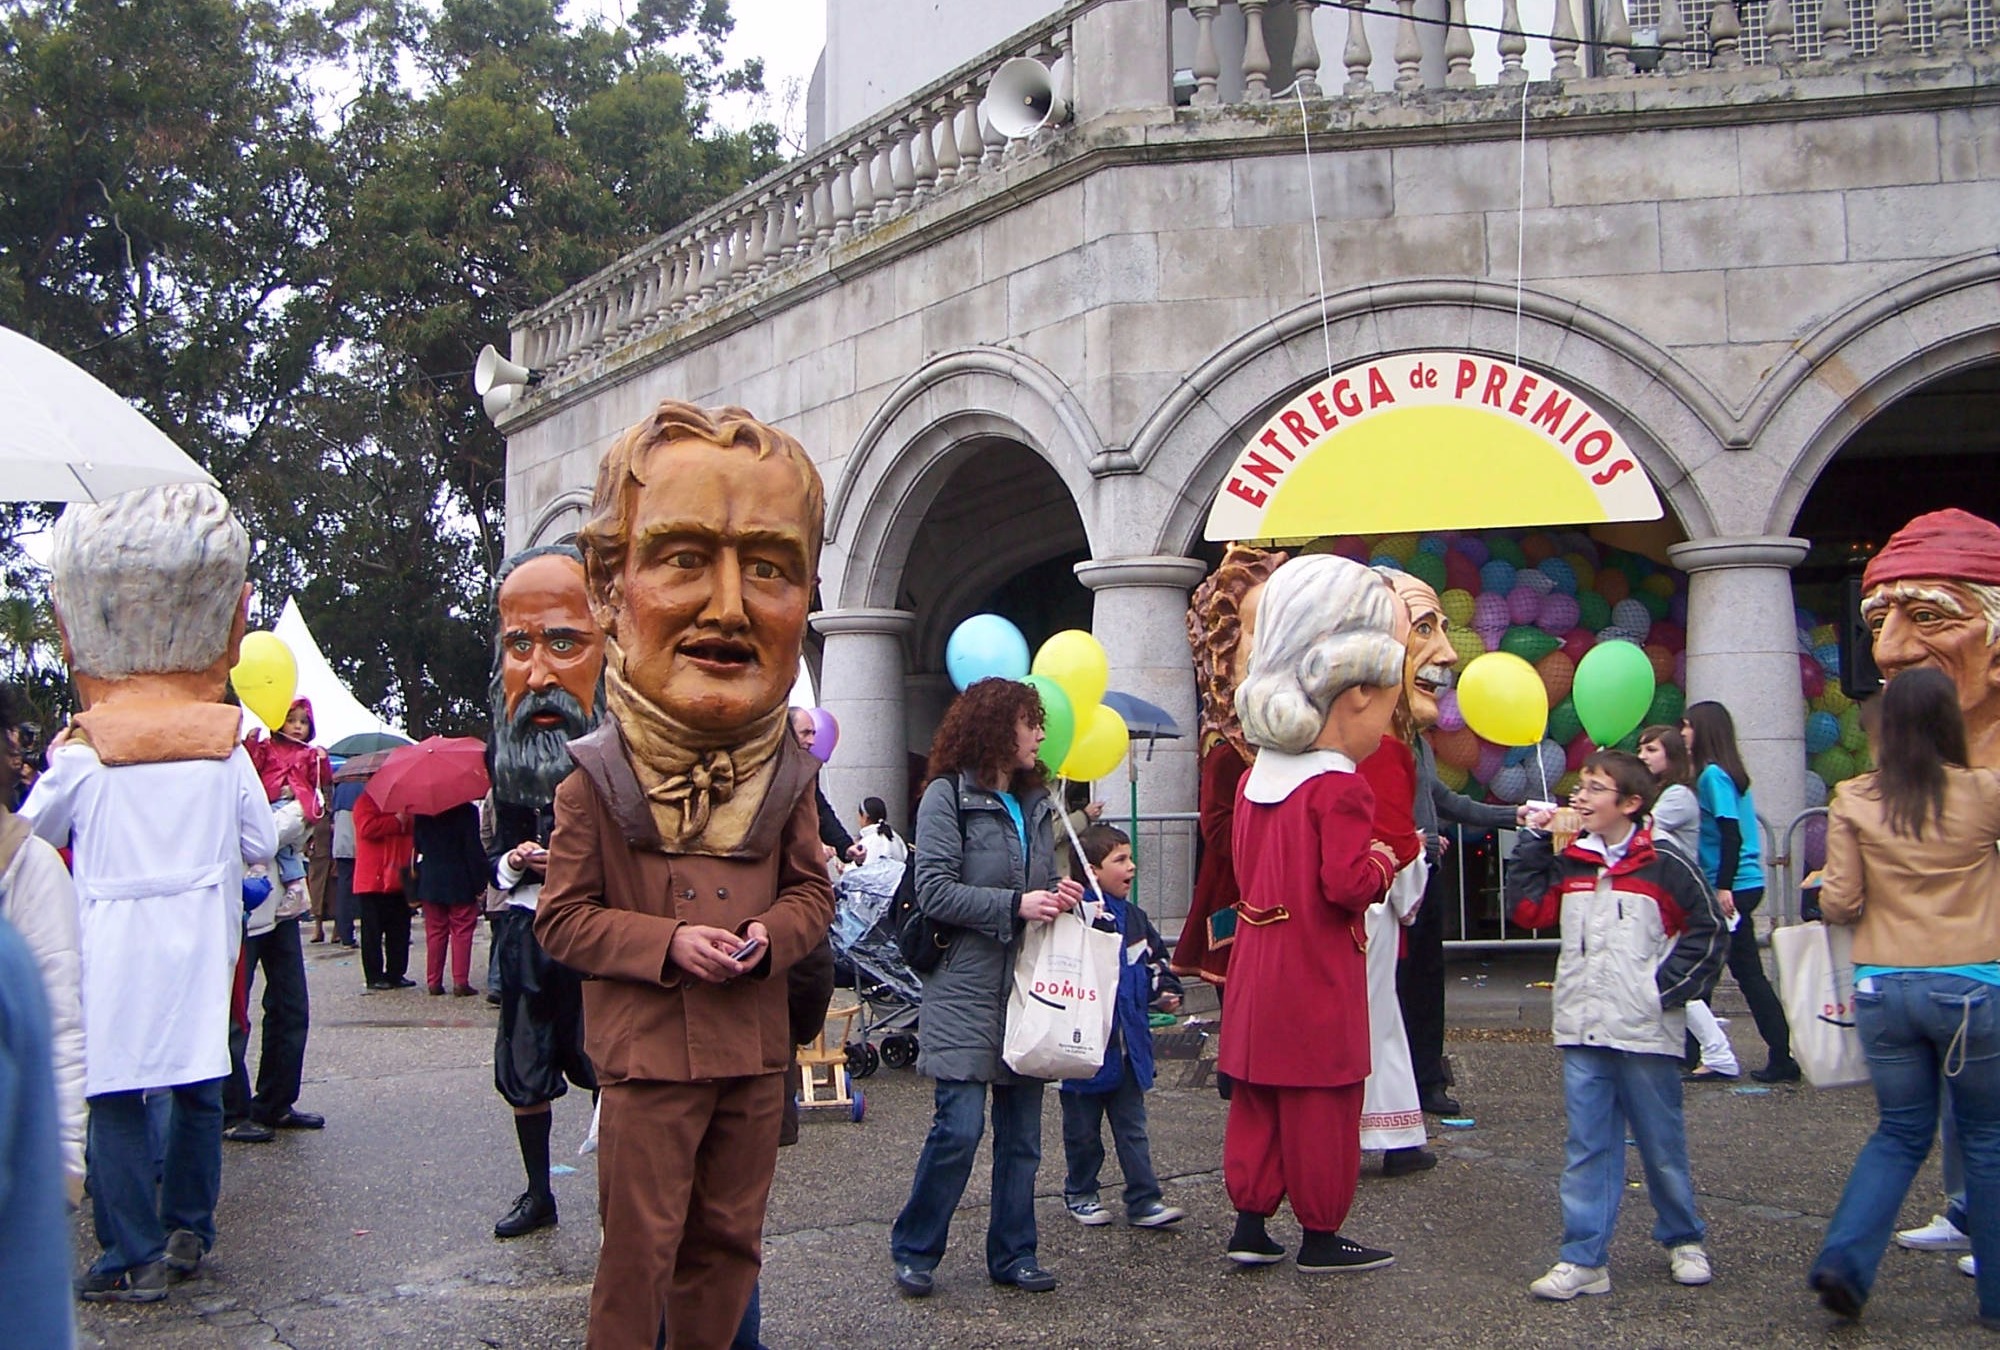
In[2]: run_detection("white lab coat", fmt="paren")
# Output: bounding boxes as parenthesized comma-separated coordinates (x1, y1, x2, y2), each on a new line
(23, 744, 277, 1097)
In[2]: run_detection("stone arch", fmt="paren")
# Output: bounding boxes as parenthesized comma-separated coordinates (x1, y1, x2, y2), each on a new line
(1124, 279, 1732, 556)
(1755, 251, 2000, 535)
(525, 488, 591, 547)
(823, 346, 1105, 610)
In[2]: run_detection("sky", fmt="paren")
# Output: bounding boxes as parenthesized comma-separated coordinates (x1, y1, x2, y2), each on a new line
(580, 0, 827, 142)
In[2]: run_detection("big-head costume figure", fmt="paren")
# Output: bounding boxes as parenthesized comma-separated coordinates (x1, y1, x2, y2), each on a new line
(1219, 555, 1409, 1273)
(1173, 543, 1286, 986)
(535, 400, 835, 1349)
(22, 484, 278, 1294)
(485, 544, 605, 1240)
(1863, 508, 2000, 769)
(1376, 569, 1522, 1116)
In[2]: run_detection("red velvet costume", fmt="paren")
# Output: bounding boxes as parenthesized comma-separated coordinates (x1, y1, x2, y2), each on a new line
(1220, 759, 1399, 1231)
(1356, 737, 1425, 956)
(1172, 741, 1251, 984)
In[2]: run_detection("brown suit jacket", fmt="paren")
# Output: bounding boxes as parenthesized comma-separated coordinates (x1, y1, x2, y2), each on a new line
(534, 721, 835, 1085)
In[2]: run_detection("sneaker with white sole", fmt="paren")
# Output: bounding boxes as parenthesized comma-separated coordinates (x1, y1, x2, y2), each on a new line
(1066, 1197, 1112, 1227)
(1129, 1202, 1185, 1228)
(1530, 1261, 1612, 1301)
(1962, 1254, 1978, 1277)
(1897, 1214, 1971, 1251)
(1670, 1244, 1713, 1286)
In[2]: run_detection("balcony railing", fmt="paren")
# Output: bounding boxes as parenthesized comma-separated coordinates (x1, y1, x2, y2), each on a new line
(506, 0, 1996, 396)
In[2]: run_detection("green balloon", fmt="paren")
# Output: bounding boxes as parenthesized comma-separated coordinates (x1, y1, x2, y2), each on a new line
(1488, 537, 1528, 567)
(1547, 696, 1582, 746)
(1021, 675, 1075, 772)
(1813, 745, 1858, 786)
(1573, 640, 1657, 746)
(1500, 625, 1560, 663)
(1636, 589, 1671, 620)
(1839, 706, 1868, 753)
(1406, 550, 1448, 593)
(1577, 591, 1612, 632)
(1646, 683, 1685, 726)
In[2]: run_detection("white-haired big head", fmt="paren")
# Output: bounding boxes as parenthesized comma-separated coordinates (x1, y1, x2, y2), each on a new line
(1236, 554, 1405, 756)
(51, 483, 251, 683)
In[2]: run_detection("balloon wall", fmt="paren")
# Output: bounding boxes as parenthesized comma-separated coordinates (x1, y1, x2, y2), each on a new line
(1794, 603, 1871, 808)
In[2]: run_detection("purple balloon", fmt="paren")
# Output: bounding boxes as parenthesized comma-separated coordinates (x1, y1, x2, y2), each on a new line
(1507, 586, 1543, 625)
(808, 707, 839, 763)
(1436, 687, 1465, 732)
(1473, 591, 1511, 632)
(1537, 592, 1581, 634)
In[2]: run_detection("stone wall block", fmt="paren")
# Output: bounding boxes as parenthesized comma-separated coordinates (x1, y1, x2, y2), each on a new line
(1085, 161, 1234, 238)
(1940, 108, 2000, 184)
(1660, 193, 1846, 272)
(893, 229, 985, 323)
(981, 181, 1087, 281)
(1737, 113, 1941, 195)
(1158, 225, 1305, 302)
(1320, 213, 1486, 289)
(1846, 181, 2000, 262)
(921, 277, 1009, 354)
(1231, 150, 1394, 227)
(795, 338, 858, 412)
(853, 314, 925, 395)
(1722, 261, 1909, 345)
(1487, 203, 1663, 279)
(1006, 232, 1159, 333)
(1543, 272, 1726, 348)
(1393, 140, 1552, 216)
(1547, 127, 1740, 206)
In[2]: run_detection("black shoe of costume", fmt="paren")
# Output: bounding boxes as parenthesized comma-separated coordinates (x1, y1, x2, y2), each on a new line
(223, 1120, 275, 1143)
(1810, 1269, 1864, 1319)
(78, 1261, 171, 1303)
(1226, 1212, 1287, 1265)
(1752, 1059, 1803, 1084)
(494, 1190, 558, 1239)
(1383, 1146, 1439, 1177)
(994, 1264, 1056, 1293)
(162, 1230, 205, 1279)
(272, 1109, 324, 1130)
(365, 980, 393, 991)
(893, 1264, 934, 1298)
(1297, 1231, 1396, 1274)
(1419, 1087, 1462, 1116)
(390, 976, 417, 988)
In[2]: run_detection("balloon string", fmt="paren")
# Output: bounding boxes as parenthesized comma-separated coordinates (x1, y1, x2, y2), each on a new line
(1056, 776, 1106, 908)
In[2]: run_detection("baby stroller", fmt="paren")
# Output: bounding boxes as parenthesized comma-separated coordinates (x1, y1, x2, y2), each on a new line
(830, 857, 923, 1078)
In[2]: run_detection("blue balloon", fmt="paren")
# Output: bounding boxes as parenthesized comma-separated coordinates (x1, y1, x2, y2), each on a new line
(1418, 535, 1449, 556)
(1537, 557, 1578, 595)
(1815, 642, 1842, 677)
(945, 614, 1030, 691)
(1805, 710, 1841, 756)
(1480, 559, 1517, 594)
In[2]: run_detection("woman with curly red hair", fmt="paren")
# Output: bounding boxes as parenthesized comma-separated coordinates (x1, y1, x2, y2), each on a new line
(890, 678, 1084, 1299)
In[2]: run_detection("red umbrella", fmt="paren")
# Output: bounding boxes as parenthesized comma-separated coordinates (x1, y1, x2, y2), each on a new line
(364, 736, 490, 817)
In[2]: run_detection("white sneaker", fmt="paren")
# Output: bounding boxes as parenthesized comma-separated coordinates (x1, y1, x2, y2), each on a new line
(1897, 1214, 1971, 1251)
(1530, 1262, 1612, 1300)
(1670, 1244, 1712, 1286)
(1066, 1198, 1112, 1227)
(1961, 1254, 1978, 1277)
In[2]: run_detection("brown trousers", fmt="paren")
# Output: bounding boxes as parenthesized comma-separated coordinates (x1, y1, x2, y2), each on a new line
(590, 1073, 785, 1350)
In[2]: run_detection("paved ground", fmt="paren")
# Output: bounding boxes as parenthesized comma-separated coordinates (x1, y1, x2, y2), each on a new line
(74, 929, 1994, 1348)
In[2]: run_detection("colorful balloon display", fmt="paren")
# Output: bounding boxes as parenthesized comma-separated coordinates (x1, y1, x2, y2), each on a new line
(946, 614, 1030, 690)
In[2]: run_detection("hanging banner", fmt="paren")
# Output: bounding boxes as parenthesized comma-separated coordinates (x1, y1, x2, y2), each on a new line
(1203, 352, 1664, 542)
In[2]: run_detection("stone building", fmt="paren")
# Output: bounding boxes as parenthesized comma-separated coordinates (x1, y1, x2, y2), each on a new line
(497, 0, 2000, 932)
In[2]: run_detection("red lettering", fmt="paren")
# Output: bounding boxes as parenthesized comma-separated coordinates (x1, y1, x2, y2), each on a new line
(1530, 388, 1573, 435)
(1481, 363, 1509, 409)
(1573, 428, 1613, 466)
(1454, 359, 1478, 399)
(1332, 379, 1362, 418)
(1562, 407, 1592, 446)
(1239, 452, 1284, 488)
(1367, 367, 1396, 409)
(1592, 459, 1636, 486)
(1508, 374, 1539, 417)
(1257, 428, 1295, 461)
(1225, 478, 1268, 508)
(1280, 409, 1317, 448)
(1308, 391, 1338, 430)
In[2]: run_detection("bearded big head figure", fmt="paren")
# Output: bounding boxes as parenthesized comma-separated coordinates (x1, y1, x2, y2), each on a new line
(1863, 508, 2000, 769)
(1378, 570, 1458, 737)
(489, 545, 607, 806)
(1188, 544, 1289, 759)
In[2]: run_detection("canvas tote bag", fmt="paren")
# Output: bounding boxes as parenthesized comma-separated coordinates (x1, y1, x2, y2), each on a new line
(1002, 904, 1121, 1080)
(1773, 921, 1870, 1089)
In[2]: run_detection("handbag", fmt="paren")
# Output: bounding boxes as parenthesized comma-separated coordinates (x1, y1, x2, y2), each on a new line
(1772, 921, 1870, 1089)
(1001, 903, 1121, 1080)
(895, 789, 966, 974)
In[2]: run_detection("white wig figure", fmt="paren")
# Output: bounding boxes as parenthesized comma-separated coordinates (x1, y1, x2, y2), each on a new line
(50, 483, 250, 680)
(1236, 555, 1405, 756)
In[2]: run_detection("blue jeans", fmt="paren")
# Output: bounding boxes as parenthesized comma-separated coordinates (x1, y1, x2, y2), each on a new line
(1557, 1047, 1704, 1268)
(1060, 1076, 1163, 1217)
(890, 1079, 1044, 1280)
(1812, 972, 2000, 1319)
(730, 1281, 762, 1349)
(87, 1078, 225, 1276)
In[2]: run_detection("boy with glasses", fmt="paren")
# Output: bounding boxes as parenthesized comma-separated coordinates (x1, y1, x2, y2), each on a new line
(1508, 750, 1728, 1302)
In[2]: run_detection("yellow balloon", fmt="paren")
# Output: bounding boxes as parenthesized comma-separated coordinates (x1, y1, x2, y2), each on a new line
(1456, 651, 1549, 747)
(1059, 703, 1129, 782)
(1031, 630, 1110, 715)
(231, 631, 299, 732)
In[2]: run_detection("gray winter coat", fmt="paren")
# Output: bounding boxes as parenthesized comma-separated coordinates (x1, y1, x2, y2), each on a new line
(912, 772, 1059, 1083)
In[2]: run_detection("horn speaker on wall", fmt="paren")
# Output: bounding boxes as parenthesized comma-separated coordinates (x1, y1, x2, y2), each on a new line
(982, 57, 1069, 140)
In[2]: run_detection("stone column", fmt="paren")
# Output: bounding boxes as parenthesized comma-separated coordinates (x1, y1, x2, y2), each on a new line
(810, 608, 915, 835)
(1667, 536, 1810, 896)
(1074, 555, 1208, 930)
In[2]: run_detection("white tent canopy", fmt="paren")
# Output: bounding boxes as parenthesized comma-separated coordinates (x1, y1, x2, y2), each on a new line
(273, 597, 405, 749)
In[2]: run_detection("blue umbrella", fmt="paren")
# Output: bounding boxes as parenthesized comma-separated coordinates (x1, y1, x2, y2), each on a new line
(1099, 691, 1182, 741)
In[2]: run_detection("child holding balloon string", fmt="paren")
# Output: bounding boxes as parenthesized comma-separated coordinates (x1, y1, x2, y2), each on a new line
(245, 697, 329, 915)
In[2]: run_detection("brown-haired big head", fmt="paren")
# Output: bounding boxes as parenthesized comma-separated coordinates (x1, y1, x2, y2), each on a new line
(578, 400, 825, 734)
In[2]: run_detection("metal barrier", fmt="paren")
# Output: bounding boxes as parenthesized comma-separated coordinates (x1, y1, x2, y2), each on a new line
(1771, 808, 1829, 929)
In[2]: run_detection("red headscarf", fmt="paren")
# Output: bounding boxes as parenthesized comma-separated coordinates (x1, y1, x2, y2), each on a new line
(1862, 509, 2000, 591)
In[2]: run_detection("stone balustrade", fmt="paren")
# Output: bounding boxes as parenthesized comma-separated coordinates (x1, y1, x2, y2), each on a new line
(504, 0, 1996, 400)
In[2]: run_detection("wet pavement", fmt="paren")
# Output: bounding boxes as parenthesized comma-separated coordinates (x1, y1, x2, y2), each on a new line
(75, 930, 1992, 1348)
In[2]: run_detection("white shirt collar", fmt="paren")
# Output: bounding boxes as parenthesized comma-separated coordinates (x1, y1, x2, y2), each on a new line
(1244, 747, 1358, 803)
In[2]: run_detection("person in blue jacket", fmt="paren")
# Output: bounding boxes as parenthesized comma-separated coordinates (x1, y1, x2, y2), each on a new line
(1060, 825, 1186, 1230)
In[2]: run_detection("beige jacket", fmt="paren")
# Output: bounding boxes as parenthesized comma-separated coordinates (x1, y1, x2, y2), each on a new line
(1820, 767, 2000, 967)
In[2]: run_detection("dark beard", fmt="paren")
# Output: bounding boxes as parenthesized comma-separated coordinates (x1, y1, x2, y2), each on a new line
(490, 674, 602, 806)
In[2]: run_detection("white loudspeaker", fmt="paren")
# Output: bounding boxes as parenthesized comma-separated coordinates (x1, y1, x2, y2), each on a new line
(982, 57, 1069, 140)
(474, 343, 537, 397)
(481, 384, 519, 420)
